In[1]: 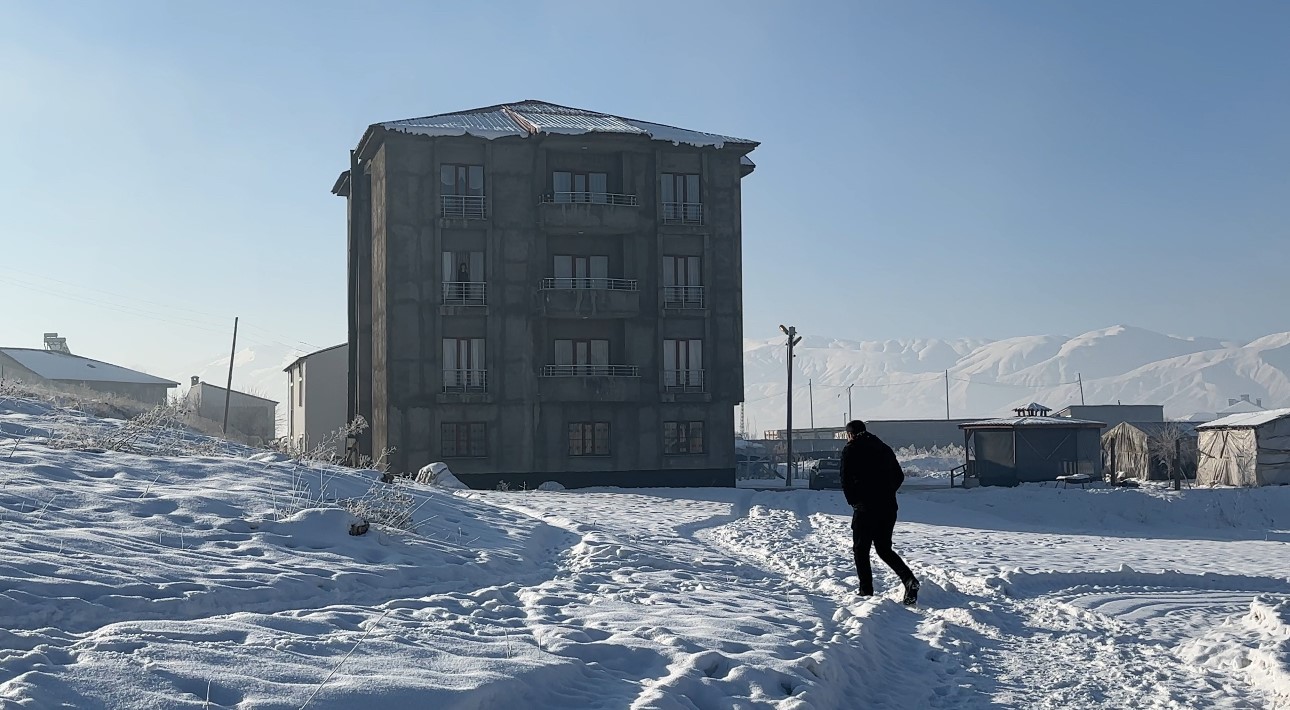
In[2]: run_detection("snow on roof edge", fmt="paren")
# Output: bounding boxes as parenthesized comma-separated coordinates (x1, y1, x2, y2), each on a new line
(1196, 408, 1290, 429)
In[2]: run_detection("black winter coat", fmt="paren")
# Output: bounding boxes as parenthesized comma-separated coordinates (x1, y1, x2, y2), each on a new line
(840, 432, 904, 515)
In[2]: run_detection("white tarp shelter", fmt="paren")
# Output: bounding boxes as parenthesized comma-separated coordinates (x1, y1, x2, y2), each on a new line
(1196, 408, 1290, 486)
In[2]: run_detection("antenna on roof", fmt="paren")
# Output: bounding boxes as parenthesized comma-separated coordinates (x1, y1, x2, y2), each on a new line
(43, 333, 70, 354)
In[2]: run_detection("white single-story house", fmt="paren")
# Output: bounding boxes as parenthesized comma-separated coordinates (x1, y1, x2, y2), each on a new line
(0, 343, 177, 404)
(1196, 408, 1290, 487)
(283, 343, 348, 457)
(185, 379, 278, 443)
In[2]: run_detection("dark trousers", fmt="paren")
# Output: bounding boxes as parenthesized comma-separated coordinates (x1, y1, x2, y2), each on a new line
(852, 510, 914, 593)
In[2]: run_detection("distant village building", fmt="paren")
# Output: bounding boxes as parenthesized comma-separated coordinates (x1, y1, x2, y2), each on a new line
(1101, 421, 1198, 481)
(334, 100, 757, 487)
(0, 334, 177, 404)
(1183, 395, 1268, 423)
(185, 379, 277, 443)
(1196, 408, 1290, 486)
(283, 344, 348, 457)
(1055, 404, 1163, 431)
(959, 404, 1104, 486)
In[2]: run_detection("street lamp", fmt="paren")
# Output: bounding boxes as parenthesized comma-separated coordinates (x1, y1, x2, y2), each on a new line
(780, 325, 802, 485)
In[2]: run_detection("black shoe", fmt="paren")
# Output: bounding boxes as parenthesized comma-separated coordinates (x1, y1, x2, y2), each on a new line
(857, 588, 874, 598)
(902, 578, 920, 606)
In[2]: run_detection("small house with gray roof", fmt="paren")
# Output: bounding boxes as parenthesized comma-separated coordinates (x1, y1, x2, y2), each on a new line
(959, 403, 1105, 486)
(0, 334, 177, 404)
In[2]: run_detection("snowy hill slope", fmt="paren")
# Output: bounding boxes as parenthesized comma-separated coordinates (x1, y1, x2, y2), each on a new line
(742, 326, 1289, 431)
(3, 395, 1288, 708)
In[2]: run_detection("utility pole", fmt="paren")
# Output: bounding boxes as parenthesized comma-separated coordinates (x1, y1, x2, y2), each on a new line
(945, 370, 951, 420)
(779, 325, 801, 485)
(808, 379, 815, 433)
(1077, 373, 1086, 406)
(846, 383, 854, 422)
(222, 317, 239, 434)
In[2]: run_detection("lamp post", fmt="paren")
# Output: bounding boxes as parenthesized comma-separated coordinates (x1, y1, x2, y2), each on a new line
(780, 325, 802, 485)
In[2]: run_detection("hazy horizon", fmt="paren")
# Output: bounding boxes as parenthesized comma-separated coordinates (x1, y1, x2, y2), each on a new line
(3, 1, 1287, 391)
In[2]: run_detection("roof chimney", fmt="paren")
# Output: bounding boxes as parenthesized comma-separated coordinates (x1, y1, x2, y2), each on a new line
(1229, 398, 1238, 406)
(43, 333, 71, 354)
(190, 376, 200, 386)
(1257, 398, 1263, 407)
(1241, 394, 1251, 403)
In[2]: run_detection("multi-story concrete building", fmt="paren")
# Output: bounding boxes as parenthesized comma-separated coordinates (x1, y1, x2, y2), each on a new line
(333, 100, 757, 487)
(284, 343, 349, 457)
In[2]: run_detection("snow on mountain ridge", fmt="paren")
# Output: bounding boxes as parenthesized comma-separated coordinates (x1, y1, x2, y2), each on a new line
(740, 326, 1290, 433)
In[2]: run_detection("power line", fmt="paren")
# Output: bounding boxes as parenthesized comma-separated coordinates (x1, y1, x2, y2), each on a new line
(0, 272, 321, 356)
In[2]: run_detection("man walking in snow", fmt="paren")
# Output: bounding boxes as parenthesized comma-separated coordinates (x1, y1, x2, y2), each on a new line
(840, 420, 919, 604)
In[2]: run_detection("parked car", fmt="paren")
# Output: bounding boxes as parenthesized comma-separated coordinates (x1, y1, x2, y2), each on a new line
(807, 458, 842, 490)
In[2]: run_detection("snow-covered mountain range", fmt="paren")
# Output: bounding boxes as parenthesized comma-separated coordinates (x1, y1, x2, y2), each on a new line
(742, 325, 1290, 434)
(186, 325, 1290, 438)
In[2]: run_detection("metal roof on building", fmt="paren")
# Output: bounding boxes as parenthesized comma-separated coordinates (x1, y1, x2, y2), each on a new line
(1196, 408, 1290, 430)
(379, 100, 757, 148)
(0, 348, 178, 386)
(960, 415, 1105, 429)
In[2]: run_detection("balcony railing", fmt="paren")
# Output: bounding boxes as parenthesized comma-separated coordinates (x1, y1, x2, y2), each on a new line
(663, 285, 705, 308)
(542, 192, 639, 206)
(542, 277, 638, 291)
(662, 202, 703, 225)
(442, 369, 487, 393)
(442, 282, 487, 306)
(541, 364, 640, 378)
(664, 369, 706, 393)
(441, 194, 487, 219)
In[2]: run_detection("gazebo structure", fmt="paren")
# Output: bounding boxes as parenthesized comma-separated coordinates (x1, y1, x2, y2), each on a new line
(959, 404, 1105, 487)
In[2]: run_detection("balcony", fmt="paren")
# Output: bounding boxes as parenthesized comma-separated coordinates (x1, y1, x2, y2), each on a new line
(663, 369, 705, 393)
(539, 193, 640, 233)
(662, 202, 703, 226)
(540, 278, 640, 318)
(441, 195, 487, 220)
(539, 364, 641, 402)
(437, 369, 492, 404)
(542, 364, 639, 378)
(442, 369, 487, 393)
(662, 369, 710, 403)
(441, 281, 487, 316)
(662, 285, 705, 311)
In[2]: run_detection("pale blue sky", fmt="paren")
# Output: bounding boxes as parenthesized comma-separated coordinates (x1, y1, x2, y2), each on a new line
(2, 1, 1287, 386)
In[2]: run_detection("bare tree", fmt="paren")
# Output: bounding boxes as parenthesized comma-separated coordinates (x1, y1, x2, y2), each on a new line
(1148, 421, 1193, 491)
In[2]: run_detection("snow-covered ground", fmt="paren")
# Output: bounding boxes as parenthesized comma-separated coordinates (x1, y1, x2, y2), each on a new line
(3, 395, 1289, 708)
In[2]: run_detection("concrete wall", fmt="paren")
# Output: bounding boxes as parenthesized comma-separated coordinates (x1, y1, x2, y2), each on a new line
(189, 382, 276, 442)
(1056, 405, 1161, 430)
(348, 128, 752, 484)
(287, 345, 348, 456)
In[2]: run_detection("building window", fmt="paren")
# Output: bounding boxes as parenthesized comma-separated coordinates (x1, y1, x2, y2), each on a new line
(663, 339, 704, 390)
(442, 338, 486, 392)
(569, 422, 610, 456)
(442, 251, 486, 304)
(553, 171, 609, 203)
(664, 421, 705, 454)
(661, 173, 701, 224)
(296, 368, 304, 406)
(553, 255, 608, 289)
(662, 255, 703, 307)
(441, 164, 486, 218)
(441, 422, 487, 458)
(555, 339, 609, 371)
